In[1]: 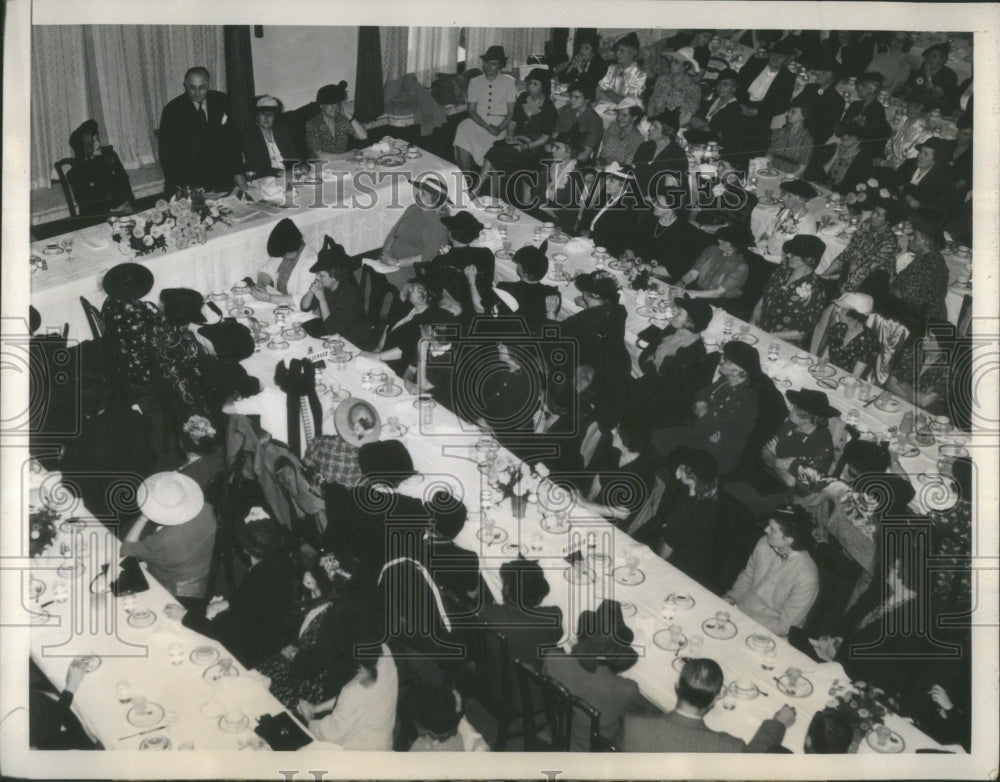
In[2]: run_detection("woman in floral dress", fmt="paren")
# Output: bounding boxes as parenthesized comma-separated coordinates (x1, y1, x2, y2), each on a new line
(822, 193, 902, 294)
(928, 456, 972, 614)
(889, 216, 950, 326)
(820, 292, 878, 376)
(646, 47, 702, 125)
(752, 234, 829, 347)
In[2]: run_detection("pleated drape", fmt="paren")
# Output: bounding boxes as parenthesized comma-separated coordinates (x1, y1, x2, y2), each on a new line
(407, 27, 460, 87)
(380, 27, 409, 84)
(224, 26, 256, 133)
(464, 28, 549, 72)
(354, 26, 385, 123)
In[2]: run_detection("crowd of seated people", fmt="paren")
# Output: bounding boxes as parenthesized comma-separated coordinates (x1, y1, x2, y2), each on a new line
(35, 28, 975, 752)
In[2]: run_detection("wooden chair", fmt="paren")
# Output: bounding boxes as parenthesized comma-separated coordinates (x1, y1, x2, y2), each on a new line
(718, 250, 774, 322)
(460, 622, 523, 750)
(54, 158, 79, 218)
(514, 659, 601, 751)
(359, 264, 400, 338)
(79, 296, 104, 342)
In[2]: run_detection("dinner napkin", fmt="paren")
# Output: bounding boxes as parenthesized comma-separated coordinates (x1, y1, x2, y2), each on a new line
(564, 237, 594, 254)
(362, 257, 402, 275)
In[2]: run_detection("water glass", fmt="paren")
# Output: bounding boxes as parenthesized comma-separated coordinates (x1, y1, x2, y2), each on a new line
(625, 546, 641, 574)
(874, 724, 892, 746)
(169, 643, 184, 665)
(686, 634, 704, 659)
(529, 532, 545, 554)
(116, 680, 132, 704)
(760, 649, 777, 671)
(846, 408, 860, 427)
(767, 343, 780, 362)
(715, 610, 731, 626)
(668, 624, 684, 647)
(785, 666, 802, 688)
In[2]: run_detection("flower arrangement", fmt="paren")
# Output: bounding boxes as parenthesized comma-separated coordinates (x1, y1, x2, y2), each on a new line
(110, 198, 231, 257)
(492, 460, 550, 517)
(626, 260, 660, 291)
(826, 679, 891, 739)
(845, 179, 893, 211)
(28, 507, 59, 558)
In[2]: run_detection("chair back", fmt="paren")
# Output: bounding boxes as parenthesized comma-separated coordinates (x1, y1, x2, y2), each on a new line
(465, 622, 515, 712)
(514, 659, 575, 751)
(359, 264, 400, 335)
(54, 158, 79, 218)
(79, 296, 104, 342)
(724, 250, 774, 321)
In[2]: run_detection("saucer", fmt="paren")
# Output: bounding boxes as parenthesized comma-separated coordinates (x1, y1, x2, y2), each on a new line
(57, 561, 84, 578)
(127, 610, 157, 629)
(501, 541, 523, 557)
(127, 701, 165, 728)
(547, 271, 571, 282)
(281, 327, 307, 341)
(497, 213, 521, 223)
(865, 727, 905, 753)
(76, 655, 102, 673)
(728, 681, 761, 700)
(874, 396, 903, 413)
(612, 566, 645, 586)
(229, 306, 255, 318)
(267, 340, 290, 351)
(495, 249, 514, 260)
(746, 633, 775, 652)
(540, 515, 570, 534)
(477, 527, 509, 546)
(939, 444, 969, 459)
(889, 441, 920, 458)
(383, 422, 408, 438)
(203, 660, 240, 683)
(702, 619, 738, 639)
(376, 383, 403, 398)
(809, 363, 837, 379)
(548, 232, 570, 244)
(563, 564, 595, 585)
(791, 353, 812, 366)
(663, 593, 695, 611)
(732, 331, 758, 345)
(406, 151, 422, 159)
(190, 645, 220, 666)
(139, 734, 171, 750)
(42, 245, 66, 256)
(653, 629, 687, 652)
(620, 601, 637, 618)
(218, 714, 250, 734)
(775, 673, 814, 697)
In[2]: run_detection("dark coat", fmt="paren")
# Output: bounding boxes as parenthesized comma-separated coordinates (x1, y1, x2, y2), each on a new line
(797, 84, 846, 146)
(239, 123, 304, 176)
(895, 159, 953, 216)
(158, 89, 240, 195)
(737, 60, 796, 125)
(66, 147, 134, 217)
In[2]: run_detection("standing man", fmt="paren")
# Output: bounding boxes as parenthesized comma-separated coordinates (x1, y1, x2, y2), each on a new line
(737, 41, 797, 161)
(158, 66, 240, 196)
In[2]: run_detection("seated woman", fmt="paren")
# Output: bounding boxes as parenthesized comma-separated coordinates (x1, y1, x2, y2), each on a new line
(251, 217, 318, 309)
(362, 280, 455, 381)
(578, 415, 658, 530)
(296, 600, 399, 750)
(400, 686, 489, 752)
(767, 102, 814, 177)
(553, 33, 608, 89)
(120, 472, 217, 609)
(754, 179, 821, 265)
(479, 69, 557, 200)
(255, 551, 355, 709)
(893, 137, 953, 219)
(646, 47, 702, 125)
(820, 192, 902, 293)
(752, 235, 829, 348)
(841, 72, 893, 159)
(676, 224, 750, 303)
(869, 32, 916, 96)
(178, 511, 297, 668)
(238, 95, 304, 185)
(453, 46, 518, 173)
(927, 455, 973, 616)
(305, 82, 368, 162)
(550, 80, 605, 165)
(596, 32, 648, 105)
(380, 179, 451, 266)
(818, 292, 877, 376)
(632, 109, 688, 200)
(420, 211, 495, 321)
(100, 263, 166, 386)
(598, 98, 644, 165)
(816, 123, 875, 196)
(684, 68, 744, 169)
(300, 236, 378, 349)
(629, 180, 711, 281)
(542, 600, 656, 750)
(886, 322, 954, 414)
(650, 341, 763, 476)
(66, 119, 134, 217)
(903, 42, 958, 112)
(637, 295, 711, 380)
(876, 94, 933, 170)
(177, 414, 225, 498)
(496, 245, 559, 335)
(727, 388, 839, 515)
(577, 164, 642, 257)
(480, 558, 564, 671)
(536, 134, 586, 234)
(887, 215, 949, 326)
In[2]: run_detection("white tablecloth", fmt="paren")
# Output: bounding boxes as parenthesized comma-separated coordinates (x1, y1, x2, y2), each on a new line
(31, 152, 464, 340)
(24, 465, 323, 751)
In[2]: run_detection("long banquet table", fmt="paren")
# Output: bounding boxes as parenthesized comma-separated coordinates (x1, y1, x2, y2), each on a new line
(23, 464, 327, 751)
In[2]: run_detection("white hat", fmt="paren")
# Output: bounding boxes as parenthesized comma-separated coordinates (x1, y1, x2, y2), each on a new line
(138, 472, 204, 526)
(255, 95, 280, 111)
(834, 292, 874, 316)
(669, 47, 701, 73)
(614, 96, 644, 112)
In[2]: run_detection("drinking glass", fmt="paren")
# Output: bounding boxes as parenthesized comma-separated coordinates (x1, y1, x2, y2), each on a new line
(116, 680, 132, 704)
(60, 236, 74, 259)
(760, 649, 777, 671)
(767, 343, 780, 362)
(686, 634, 704, 659)
(668, 624, 684, 647)
(846, 408, 860, 427)
(625, 546, 641, 575)
(715, 610, 731, 626)
(169, 643, 184, 665)
(785, 666, 802, 688)
(502, 239, 513, 257)
(874, 725, 892, 746)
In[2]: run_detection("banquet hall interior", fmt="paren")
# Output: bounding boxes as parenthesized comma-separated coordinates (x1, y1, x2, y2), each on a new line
(23, 23, 983, 755)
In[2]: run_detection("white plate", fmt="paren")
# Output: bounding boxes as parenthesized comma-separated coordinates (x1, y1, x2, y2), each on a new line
(140, 734, 171, 750)
(702, 618, 738, 639)
(127, 609, 156, 629)
(653, 630, 687, 652)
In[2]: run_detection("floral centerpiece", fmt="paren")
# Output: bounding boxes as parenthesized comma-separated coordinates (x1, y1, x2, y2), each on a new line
(110, 197, 232, 257)
(626, 260, 660, 291)
(826, 678, 893, 747)
(492, 460, 549, 519)
(845, 178, 892, 212)
(28, 507, 59, 558)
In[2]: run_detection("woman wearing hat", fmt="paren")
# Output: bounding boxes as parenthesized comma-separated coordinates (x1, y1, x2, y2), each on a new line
(179, 510, 298, 668)
(893, 137, 954, 218)
(551, 80, 605, 164)
(496, 245, 559, 335)
(301, 235, 377, 348)
(99, 262, 170, 385)
(755, 178, 820, 263)
(632, 110, 689, 199)
(553, 34, 608, 89)
(646, 47, 702, 124)
(66, 119, 134, 217)
(362, 280, 455, 378)
(888, 217, 949, 326)
(677, 224, 750, 302)
(637, 295, 711, 381)
(453, 46, 518, 172)
(422, 211, 495, 321)
(876, 95, 934, 170)
(629, 179, 712, 281)
(238, 95, 304, 183)
(542, 600, 655, 750)
(840, 72, 892, 158)
(736, 40, 796, 161)
(904, 42, 958, 111)
(536, 133, 586, 232)
(752, 234, 829, 346)
(817, 292, 877, 376)
(886, 321, 954, 414)
(817, 122, 876, 196)
(870, 32, 915, 96)
(252, 217, 318, 308)
(380, 179, 451, 267)
(766, 101, 814, 177)
(578, 164, 643, 257)
(597, 32, 648, 105)
(598, 98, 644, 165)
(478, 68, 557, 199)
(685, 69, 745, 166)
(821, 192, 901, 293)
(121, 471, 218, 607)
(305, 81, 368, 161)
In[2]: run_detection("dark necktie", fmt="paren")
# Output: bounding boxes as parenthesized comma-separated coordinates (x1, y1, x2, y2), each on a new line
(197, 101, 208, 123)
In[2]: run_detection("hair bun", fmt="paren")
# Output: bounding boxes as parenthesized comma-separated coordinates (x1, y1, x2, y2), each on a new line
(338, 80, 348, 88)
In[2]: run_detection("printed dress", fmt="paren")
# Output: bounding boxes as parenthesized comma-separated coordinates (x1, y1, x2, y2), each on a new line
(825, 321, 877, 373)
(757, 265, 828, 339)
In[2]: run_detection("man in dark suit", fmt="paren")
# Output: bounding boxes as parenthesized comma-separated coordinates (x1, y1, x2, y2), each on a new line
(737, 41, 797, 160)
(797, 59, 846, 147)
(623, 658, 794, 751)
(686, 69, 745, 170)
(238, 96, 304, 183)
(158, 66, 241, 196)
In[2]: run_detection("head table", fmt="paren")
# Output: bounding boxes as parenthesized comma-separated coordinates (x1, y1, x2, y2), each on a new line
(25, 141, 960, 753)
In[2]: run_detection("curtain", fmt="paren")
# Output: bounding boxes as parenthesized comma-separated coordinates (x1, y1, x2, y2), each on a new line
(407, 27, 460, 86)
(464, 28, 549, 73)
(30, 27, 92, 189)
(224, 26, 256, 133)
(380, 27, 409, 84)
(355, 27, 384, 123)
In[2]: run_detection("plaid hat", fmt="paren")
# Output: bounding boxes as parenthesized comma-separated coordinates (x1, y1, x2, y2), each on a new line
(303, 435, 363, 488)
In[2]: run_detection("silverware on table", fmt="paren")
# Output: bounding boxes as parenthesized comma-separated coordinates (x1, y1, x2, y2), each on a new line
(117, 724, 166, 741)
